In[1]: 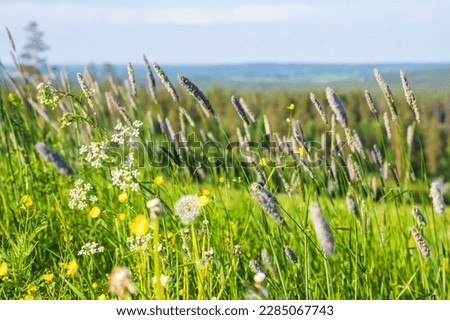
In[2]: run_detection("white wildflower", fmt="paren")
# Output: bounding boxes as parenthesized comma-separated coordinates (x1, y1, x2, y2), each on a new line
(127, 233, 152, 253)
(79, 142, 109, 168)
(174, 195, 201, 225)
(69, 179, 97, 210)
(77, 242, 105, 256)
(111, 167, 140, 191)
(111, 121, 143, 145)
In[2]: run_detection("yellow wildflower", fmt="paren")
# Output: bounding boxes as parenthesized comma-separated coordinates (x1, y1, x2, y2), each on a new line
(154, 176, 164, 185)
(286, 118, 291, 123)
(42, 273, 54, 282)
(0, 261, 8, 277)
(130, 214, 150, 236)
(24, 295, 34, 300)
(298, 147, 308, 156)
(166, 231, 174, 239)
(107, 183, 113, 190)
(198, 195, 210, 207)
(202, 188, 211, 196)
(89, 206, 101, 218)
(287, 103, 295, 110)
(259, 158, 267, 167)
(118, 213, 126, 221)
(98, 294, 107, 300)
(21, 194, 33, 209)
(118, 192, 128, 203)
(219, 177, 225, 184)
(66, 259, 79, 276)
(27, 285, 38, 294)
(92, 282, 98, 289)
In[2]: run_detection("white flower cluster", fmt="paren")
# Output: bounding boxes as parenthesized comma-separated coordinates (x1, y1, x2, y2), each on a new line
(77, 242, 105, 256)
(127, 233, 152, 253)
(79, 142, 109, 168)
(111, 121, 143, 145)
(111, 152, 140, 191)
(68, 179, 98, 209)
(111, 167, 140, 191)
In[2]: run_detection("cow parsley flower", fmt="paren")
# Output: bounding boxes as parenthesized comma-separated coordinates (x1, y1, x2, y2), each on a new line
(69, 179, 97, 210)
(126, 234, 152, 253)
(79, 142, 109, 168)
(111, 121, 143, 145)
(78, 242, 105, 256)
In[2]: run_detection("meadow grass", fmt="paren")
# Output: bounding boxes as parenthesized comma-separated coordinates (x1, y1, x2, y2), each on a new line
(0, 53, 448, 300)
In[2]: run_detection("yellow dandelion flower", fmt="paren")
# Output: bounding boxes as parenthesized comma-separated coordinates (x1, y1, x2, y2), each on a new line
(202, 189, 211, 196)
(118, 192, 128, 203)
(118, 213, 126, 221)
(66, 259, 79, 276)
(89, 206, 101, 218)
(166, 231, 174, 239)
(92, 282, 98, 289)
(24, 295, 34, 300)
(42, 273, 54, 282)
(107, 183, 113, 190)
(98, 294, 107, 300)
(298, 147, 308, 156)
(287, 103, 295, 110)
(259, 158, 267, 167)
(27, 285, 38, 294)
(219, 177, 225, 184)
(130, 214, 150, 236)
(0, 262, 8, 277)
(198, 195, 210, 207)
(154, 176, 165, 185)
(21, 194, 33, 209)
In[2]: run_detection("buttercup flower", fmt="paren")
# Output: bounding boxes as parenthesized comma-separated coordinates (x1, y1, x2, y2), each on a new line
(0, 261, 8, 277)
(89, 206, 101, 218)
(118, 192, 129, 203)
(130, 214, 150, 236)
(154, 176, 165, 185)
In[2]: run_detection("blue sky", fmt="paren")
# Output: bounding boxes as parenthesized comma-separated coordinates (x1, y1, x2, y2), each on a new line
(0, 0, 449, 64)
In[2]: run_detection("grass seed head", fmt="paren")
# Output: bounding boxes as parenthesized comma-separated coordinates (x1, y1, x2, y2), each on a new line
(178, 74, 215, 117)
(325, 87, 348, 128)
(430, 179, 446, 214)
(410, 227, 430, 258)
(284, 245, 298, 264)
(309, 202, 334, 256)
(35, 142, 74, 175)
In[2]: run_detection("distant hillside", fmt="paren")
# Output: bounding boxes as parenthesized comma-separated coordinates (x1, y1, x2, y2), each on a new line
(4, 63, 450, 93)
